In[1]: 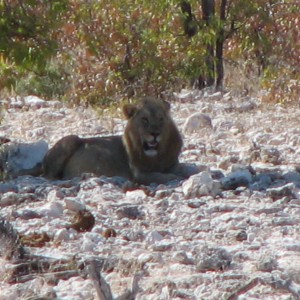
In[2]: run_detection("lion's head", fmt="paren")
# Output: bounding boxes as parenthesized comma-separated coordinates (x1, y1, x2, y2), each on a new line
(122, 97, 183, 174)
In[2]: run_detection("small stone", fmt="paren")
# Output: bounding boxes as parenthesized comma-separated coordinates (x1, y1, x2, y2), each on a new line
(145, 230, 164, 245)
(279, 255, 300, 283)
(24, 95, 46, 108)
(137, 253, 162, 264)
(12, 209, 41, 220)
(196, 246, 232, 272)
(182, 171, 221, 198)
(285, 243, 300, 252)
(232, 252, 250, 263)
(125, 189, 147, 202)
(187, 200, 206, 208)
(47, 189, 64, 202)
(261, 147, 281, 164)
(81, 239, 96, 252)
(208, 91, 222, 101)
(155, 198, 169, 209)
(172, 251, 193, 265)
(210, 169, 225, 180)
(237, 100, 257, 112)
(236, 230, 247, 242)
(28, 127, 45, 139)
(20, 232, 51, 247)
(8, 96, 23, 108)
(69, 209, 95, 232)
(267, 183, 295, 200)
(218, 156, 239, 170)
(0, 136, 10, 145)
(282, 171, 300, 183)
(0, 192, 19, 207)
(83, 232, 104, 244)
(116, 205, 144, 220)
(64, 198, 85, 212)
(38, 202, 64, 218)
(155, 189, 173, 199)
(54, 228, 71, 243)
(102, 228, 117, 239)
(122, 229, 144, 242)
(221, 169, 253, 190)
(251, 173, 272, 190)
(256, 254, 277, 272)
(152, 240, 174, 251)
(0, 183, 17, 194)
(255, 206, 282, 214)
(48, 100, 63, 108)
(183, 113, 213, 134)
(273, 217, 299, 226)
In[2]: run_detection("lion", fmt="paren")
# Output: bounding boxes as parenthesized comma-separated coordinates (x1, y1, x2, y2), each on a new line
(20, 97, 188, 184)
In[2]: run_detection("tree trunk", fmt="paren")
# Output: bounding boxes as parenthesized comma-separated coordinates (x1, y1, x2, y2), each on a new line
(180, 1, 197, 38)
(200, 0, 215, 88)
(216, 0, 226, 90)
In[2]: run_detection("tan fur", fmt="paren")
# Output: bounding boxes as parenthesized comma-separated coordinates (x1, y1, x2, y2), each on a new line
(24, 97, 184, 184)
(122, 97, 183, 184)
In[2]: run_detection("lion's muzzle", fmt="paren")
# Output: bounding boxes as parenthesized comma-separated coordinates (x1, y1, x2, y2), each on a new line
(143, 134, 160, 157)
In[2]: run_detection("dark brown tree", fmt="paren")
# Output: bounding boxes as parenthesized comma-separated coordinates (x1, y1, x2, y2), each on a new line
(215, 0, 227, 90)
(200, 0, 215, 88)
(181, 0, 229, 90)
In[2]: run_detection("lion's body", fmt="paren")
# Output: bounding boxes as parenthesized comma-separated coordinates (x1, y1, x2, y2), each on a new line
(61, 136, 131, 180)
(23, 97, 185, 184)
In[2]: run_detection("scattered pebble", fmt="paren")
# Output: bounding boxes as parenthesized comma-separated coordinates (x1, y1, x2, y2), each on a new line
(196, 246, 232, 272)
(182, 171, 221, 198)
(183, 112, 213, 134)
(221, 169, 253, 190)
(116, 205, 144, 220)
(256, 254, 278, 272)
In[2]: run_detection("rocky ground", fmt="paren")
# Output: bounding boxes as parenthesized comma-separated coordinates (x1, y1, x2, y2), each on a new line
(0, 91, 300, 300)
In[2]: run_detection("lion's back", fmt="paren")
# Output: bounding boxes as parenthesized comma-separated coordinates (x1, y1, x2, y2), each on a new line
(62, 136, 132, 179)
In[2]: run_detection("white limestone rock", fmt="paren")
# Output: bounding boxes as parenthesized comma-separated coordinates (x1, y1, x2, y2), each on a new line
(125, 189, 147, 203)
(1, 140, 48, 175)
(54, 228, 71, 243)
(0, 191, 19, 207)
(64, 198, 86, 212)
(183, 112, 213, 134)
(182, 171, 221, 198)
(24, 95, 47, 108)
(37, 202, 64, 218)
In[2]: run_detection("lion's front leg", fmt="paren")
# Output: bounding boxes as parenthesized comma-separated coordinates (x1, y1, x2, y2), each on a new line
(133, 170, 183, 185)
(169, 163, 200, 179)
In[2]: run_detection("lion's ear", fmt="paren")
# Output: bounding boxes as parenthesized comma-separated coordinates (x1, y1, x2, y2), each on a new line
(123, 104, 137, 119)
(162, 100, 171, 111)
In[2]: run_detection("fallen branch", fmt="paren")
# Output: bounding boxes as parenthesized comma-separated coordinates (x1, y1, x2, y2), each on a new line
(225, 277, 260, 300)
(86, 260, 113, 300)
(226, 275, 300, 300)
(116, 272, 143, 300)
(266, 275, 300, 299)
(7, 270, 80, 284)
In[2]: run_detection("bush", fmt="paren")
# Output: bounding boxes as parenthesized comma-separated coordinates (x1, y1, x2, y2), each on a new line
(0, 0, 298, 105)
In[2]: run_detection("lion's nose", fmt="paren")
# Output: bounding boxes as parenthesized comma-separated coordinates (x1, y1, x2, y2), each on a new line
(151, 133, 160, 140)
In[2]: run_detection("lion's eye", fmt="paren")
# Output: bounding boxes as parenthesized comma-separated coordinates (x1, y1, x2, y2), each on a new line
(142, 117, 149, 126)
